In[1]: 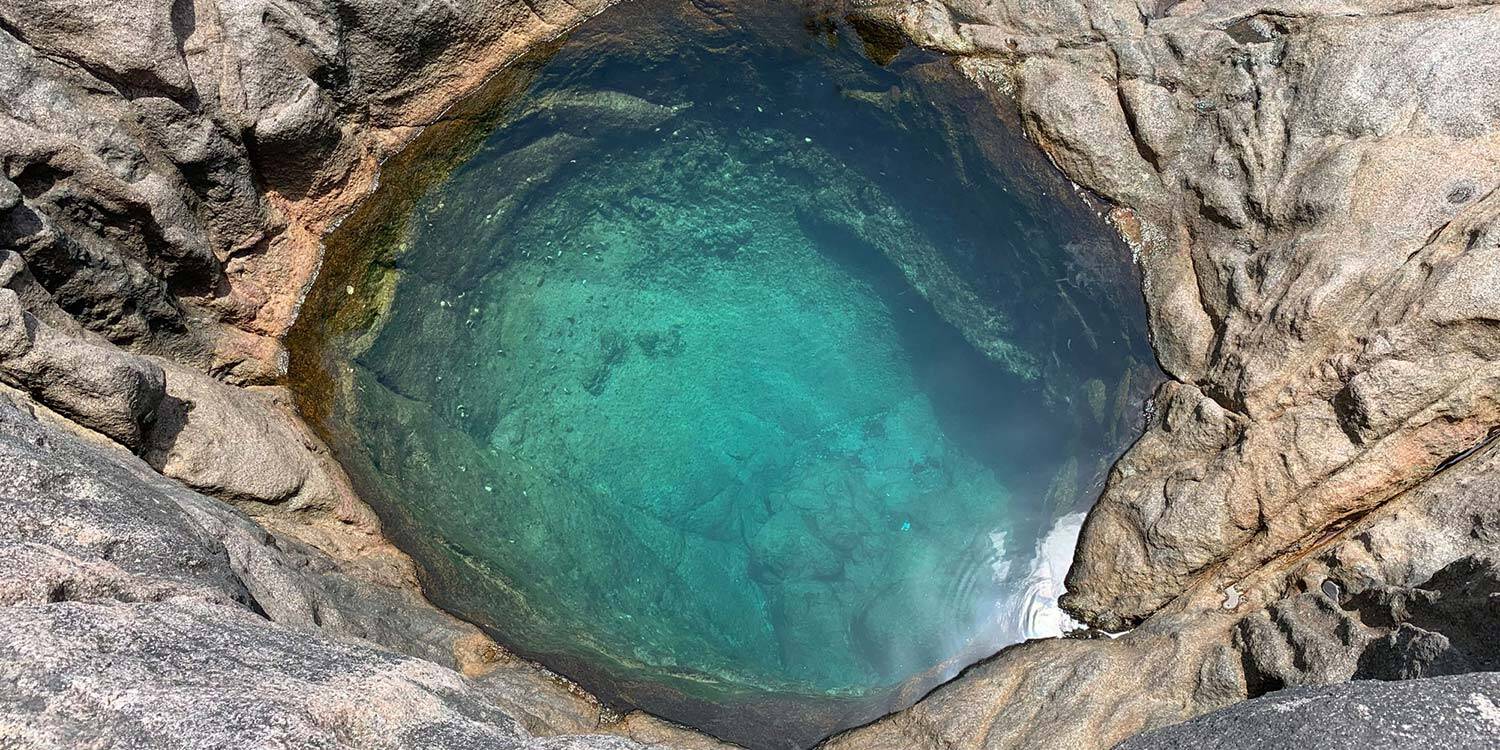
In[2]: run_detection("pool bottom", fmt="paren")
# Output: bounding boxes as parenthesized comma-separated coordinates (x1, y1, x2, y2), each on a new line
(340, 119, 1112, 747)
(291, 1, 1157, 746)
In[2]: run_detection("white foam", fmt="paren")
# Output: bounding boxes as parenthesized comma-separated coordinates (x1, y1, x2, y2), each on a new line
(996, 511, 1087, 640)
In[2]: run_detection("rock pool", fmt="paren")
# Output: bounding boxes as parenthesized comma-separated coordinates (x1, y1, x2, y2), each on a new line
(291, 1, 1158, 746)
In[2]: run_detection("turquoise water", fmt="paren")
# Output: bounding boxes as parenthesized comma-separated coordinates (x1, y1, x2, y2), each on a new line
(323, 1, 1156, 746)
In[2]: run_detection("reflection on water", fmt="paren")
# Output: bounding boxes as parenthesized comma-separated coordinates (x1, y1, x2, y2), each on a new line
(1009, 512, 1088, 641)
(297, 1, 1158, 747)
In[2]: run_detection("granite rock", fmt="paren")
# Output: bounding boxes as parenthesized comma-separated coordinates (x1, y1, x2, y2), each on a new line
(858, 0, 1500, 633)
(0, 0, 613, 383)
(1116, 673, 1500, 750)
(0, 287, 165, 449)
(0, 393, 689, 747)
(0, 599, 654, 750)
(825, 429, 1500, 750)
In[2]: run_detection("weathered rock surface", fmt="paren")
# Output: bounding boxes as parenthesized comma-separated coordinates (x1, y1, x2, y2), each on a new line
(1117, 673, 1500, 750)
(0, 245, 408, 587)
(924, 0, 1500, 635)
(818, 2, 1500, 742)
(0, 284, 164, 449)
(0, 395, 248, 610)
(0, 0, 612, 383)
(0, 597, 680, 749)
(2, 599, 534, 750)
(0, 390, 704, 748)
(141, 356, 415, 585)
(863, 0, 1500, 638)
(825, 425, 1500, 750)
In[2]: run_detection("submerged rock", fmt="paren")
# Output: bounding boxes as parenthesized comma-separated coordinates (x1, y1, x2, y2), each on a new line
(303, 6, 1155, 743)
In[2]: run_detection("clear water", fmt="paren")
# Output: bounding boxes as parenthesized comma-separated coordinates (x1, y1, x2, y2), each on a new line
(303, 1, 1156, 746)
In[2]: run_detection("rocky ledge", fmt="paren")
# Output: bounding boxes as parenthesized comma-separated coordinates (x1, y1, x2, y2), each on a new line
(1, 0, 1498, 748)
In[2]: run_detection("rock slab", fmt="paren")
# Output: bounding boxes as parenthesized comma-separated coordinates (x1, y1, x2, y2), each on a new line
(1118, 673, 1500, 750)
(0, 393, 665, 749)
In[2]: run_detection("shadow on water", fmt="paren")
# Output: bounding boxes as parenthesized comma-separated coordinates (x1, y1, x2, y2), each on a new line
(795, 210, 1061, 501)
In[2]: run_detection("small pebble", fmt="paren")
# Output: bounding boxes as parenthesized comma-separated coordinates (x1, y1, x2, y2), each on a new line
(1222, 585, 1242, 610)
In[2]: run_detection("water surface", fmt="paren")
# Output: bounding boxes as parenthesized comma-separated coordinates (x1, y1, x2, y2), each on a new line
(293, 2, 1157, 746)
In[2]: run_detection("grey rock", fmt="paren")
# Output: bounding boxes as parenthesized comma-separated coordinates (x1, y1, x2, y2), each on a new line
(866, 0, 1500, 636)
(0, 599, 578, 750)
(1050, 1, 1500, 631)
(1233, 593, 1372, 694)
(882, 0, 1500, 641)
(0, 288, 165, 449)
(0, 0, 194, 98)
(0, 249, 84, 333)
(2, 1, 1498, 749)
(0, 393, 672, 746)
(1015, 54, 1166, 211)
(142, 359, 381, 532)
(139, 357, 430, 590)
(1357, 624, 1473, 681)
(0, 398, 247, 608)
(2, 0, 1485, 666)
(1351, 553, 1500, 680)
(1116, 673, 1500, 750)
